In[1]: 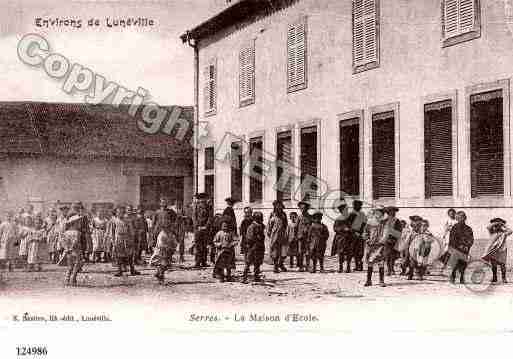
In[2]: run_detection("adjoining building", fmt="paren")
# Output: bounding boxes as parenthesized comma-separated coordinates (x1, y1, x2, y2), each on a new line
(181, 0, 513, 238)
(0, 102, 194, 214)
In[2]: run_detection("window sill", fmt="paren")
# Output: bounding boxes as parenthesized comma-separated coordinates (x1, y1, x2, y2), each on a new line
(353, 61, 379, 75)
(442, 30, 481, 48)
(239, 98, 255, 108)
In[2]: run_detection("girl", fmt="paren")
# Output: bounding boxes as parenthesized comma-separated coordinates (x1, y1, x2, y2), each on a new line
(213, 218, 238, 282)
(482, 218, 512, 284)
(439, 208, 457, 270)
(267, 200, 288, 273)
(46, 210, 59, 264)
(150, 219, 178, 284)
(27, 215, 48, 272)
(0, 211, 20, 272)
(91, 208, 108, 263)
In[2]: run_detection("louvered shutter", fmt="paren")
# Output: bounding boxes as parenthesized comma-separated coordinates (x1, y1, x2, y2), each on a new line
(205, 147, 215, 171)
(372, 112, 395, 199)
(353, 0, 377, 67)
(470, 90, 504, 197)
(203, 65, 210, 113)
(424, 101, 453, 198)
(459, 0, 475, 32)
(231, 141, 243, 202)
(239, 42, 255, 104)
(249, 137, 263, 203)
(277, 131, 293, 201)
(287, 18, 307, 91)
(203, 60, 216, 113)
(340, 119, 360, 196)
(444, 0, 476, 39)
(300, 126, 318, 201)
(444, 0, 459, 38)
(205, 174, 215, 200)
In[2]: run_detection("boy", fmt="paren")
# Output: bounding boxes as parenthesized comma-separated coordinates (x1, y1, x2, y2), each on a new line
(0, 211, 20, 272)
(150, 219, 178, 284)
(286, 212, 299, 268)
(308, 212, 329, 273)
(239, 207, 253, 255)
(242, 212, 265, 284)
(213, 219, 238, 282)
(27, 215, 47, 272)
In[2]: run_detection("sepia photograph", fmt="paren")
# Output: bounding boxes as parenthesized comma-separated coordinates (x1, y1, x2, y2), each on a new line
(2, 0, 513, 356)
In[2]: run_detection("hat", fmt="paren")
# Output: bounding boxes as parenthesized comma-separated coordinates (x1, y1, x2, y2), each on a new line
(337, 204, 347, 212)
(195, 192, 209, 200)
(272, 200, 283, 208)
(312, 212, 324, 220)
(490, 218, 506, 225)
(409, 215, 423, 222)
(298, 201, 310, 209)
(384, 206, 399, 214)
(374, 207, 385, 214)
(353, 200, 363, 207)
(72, 201, 84, 209)
(58, 203, 69, 210)
(225, 197, 239, 205)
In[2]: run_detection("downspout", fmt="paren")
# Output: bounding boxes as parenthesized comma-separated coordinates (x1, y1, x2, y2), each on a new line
(186, 32, 199, 196)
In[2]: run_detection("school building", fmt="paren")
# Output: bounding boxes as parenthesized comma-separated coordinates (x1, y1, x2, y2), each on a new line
(182, 0, 513, 238)
(0, 102, 194, 214)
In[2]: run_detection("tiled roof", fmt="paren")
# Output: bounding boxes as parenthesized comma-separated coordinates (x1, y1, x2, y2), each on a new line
(0, 102, 194, 160)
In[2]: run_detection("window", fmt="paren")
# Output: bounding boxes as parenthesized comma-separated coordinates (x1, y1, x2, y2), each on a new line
(203, 58, 217, 115)
(352, 0, 379, 73)
(424, 100, 453, 198)
(300, 126, 318, 201)
(205, 147, 215, 171)
(470, 90, 504, 197)
(372, 111, 395, 199)
(230, 141, 243, 202)
(249, 137, 263, 203)
(340, 119, 360, 196)
(442, 0, 481, 47)
(239, 41, 255, 107)
(140, 176, 184, 210)
(205, 174, 215, 200)
(276, 131, 293, 202)
(287, 17, 307, 92)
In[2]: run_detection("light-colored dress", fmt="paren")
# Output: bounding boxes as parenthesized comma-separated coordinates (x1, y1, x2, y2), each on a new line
(46, 221, 59, 255)
(92, 217, 108, 253)
(150, 230, 177, 267)
(0, 221, 20, 261)
(365, 220, 386, 265)
(441, 218, 457, 253)
(27, 229, 48, 265)
(18, 226, 31, 257)
(482, 228, 513, 265)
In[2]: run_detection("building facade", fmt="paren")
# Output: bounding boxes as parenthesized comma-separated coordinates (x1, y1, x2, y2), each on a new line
(182, 0, 513, 238)
(0, 102, 194, 214)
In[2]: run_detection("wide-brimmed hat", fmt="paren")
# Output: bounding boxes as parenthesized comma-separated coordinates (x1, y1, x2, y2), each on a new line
(297, 201, 310, 209)
(490, 218, 506, 225)
(272, 199, 284, 208)
(195, 192, 209, 200)
(225, 197, 239, 205)
(353, 200, 363, 207)
(409, 215, 423, 222)
(58, 203, 69, 210)
(72, 201, 84, 210)
(312, 211, 324, 220)
(384, 206, 399, 214)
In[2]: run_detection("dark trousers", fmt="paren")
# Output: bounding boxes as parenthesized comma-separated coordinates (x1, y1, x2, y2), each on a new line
(353, 237, 364, 270)
(491, 261, 507, 282)
(194, 229, 208, 266)
(450, 259, 468, 283)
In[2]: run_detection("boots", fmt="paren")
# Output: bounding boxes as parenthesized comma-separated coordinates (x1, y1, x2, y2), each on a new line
(491, 264, 498, 283)
(273, 260, 280, 273)
(379, 267, 386, 287)
(114, 263, 123, 277)
(279, 258, 288, 272)
(501, 264, 508, 284)
(311, 258, 317, 273)
(242, 266, 249, 284)
(298, 255, 304, 272)
(226, 269, 232, 282)
(305, 256, 310, 272)
(345, 258, 351, 273)
(338, 255, 344, 273)
(364, 266, 373, 287)
(129, 259, 141, 276)
(418, 266, 425, 281)
(254, 266, 261, 282)
(289, 257, 294, 268)
(319, 257, 324, 273)
(407, 265, 414, 280)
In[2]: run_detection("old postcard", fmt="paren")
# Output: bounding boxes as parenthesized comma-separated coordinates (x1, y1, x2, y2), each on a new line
(1, 0, 513, 356)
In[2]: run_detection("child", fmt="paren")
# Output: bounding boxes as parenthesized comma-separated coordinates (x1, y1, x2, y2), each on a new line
(150, 220, 178, 284)
(308, 212, 329, 273)
(213, 219, 238, 282)
(364, 208, 386, 287)
(242, 212, 265, 284)
(409, 219, 434, 280)
(239, 207, 253, 255)
(286, 212, 299, 268)
(0, 211, 20, 272)
(333, 203, 353, 273)
(18, 216, 33, 267)
(27, 215, 48, 272)
(482, 218, 512, 284)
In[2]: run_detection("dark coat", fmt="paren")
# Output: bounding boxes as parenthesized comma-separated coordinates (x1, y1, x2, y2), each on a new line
(449, 222, 474, 255)
(245, 221, 266, 266)
(239, 217, 253, 254)
(222, 206, 238, 235)
(308, 222, 330, 259)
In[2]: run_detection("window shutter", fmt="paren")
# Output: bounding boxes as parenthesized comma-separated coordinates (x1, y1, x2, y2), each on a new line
(203, 60, 216, 114)
(231, 141, 243, 202)
(203, 65, 210, 114)
(239, 42, 255, 104)
(300, 126, 318, 201)
(277, 131, 293, 201)
(287, 18, 307, 91)
(340, 119, 360, 196)
(459, 0, 475, 33)
(424, 101, 453, 198)
(205, 147, 215, 171)
(353, 0, 377, 67)
(372, 112, 395, 199)
(444, 0, 459, 38)
(249, 137, 263, 203)
(470, 91, 504, 197)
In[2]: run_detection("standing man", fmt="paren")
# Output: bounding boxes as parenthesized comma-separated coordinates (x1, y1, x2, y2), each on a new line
(239, 207, 253, 255)
(152, 198, 177, 247)
(448, 211, 474, 284)
(192, 193, 212, 268)
(296, 201, 312, 272)
(133, 206, 149, 264)
(382, 206, 403, 276)
(110, 206, 140, 277)
(62, 202, 91, 286)
(223, 197, 239, 236)
(350, 200, 367, 271)
(268, 200, 288, 273)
